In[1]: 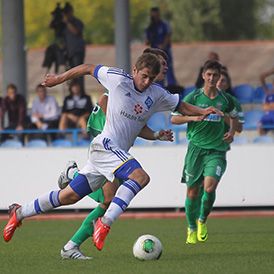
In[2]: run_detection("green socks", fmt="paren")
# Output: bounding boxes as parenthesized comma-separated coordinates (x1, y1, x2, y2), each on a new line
(185, 196, 200, 230)
(71, 205, 106, 246)
(199, 191, 216, 223)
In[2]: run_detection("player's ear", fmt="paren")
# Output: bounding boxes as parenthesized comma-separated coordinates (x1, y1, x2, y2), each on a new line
(132, 66, 137, 76)
(202, 72, 206, 80)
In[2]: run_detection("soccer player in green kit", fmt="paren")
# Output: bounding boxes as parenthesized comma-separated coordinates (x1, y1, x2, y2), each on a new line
(59, 48, 172, 259)
(171, 60, 238, 244)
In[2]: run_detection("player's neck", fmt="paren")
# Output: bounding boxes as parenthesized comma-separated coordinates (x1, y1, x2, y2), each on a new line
(203, 86, 218, 99)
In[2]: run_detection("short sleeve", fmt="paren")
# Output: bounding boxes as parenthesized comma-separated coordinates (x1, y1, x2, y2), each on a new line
(226, 94, 238, 118)
(93, 65, 126, 91)
(155, 88, 180, 112)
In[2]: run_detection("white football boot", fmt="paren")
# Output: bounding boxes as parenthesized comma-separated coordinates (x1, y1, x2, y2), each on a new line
(57, 161, 79, 189)
(61, 247, 92, 260)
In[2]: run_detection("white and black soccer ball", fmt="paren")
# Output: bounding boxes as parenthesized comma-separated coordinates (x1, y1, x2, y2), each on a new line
(133, 234, 163, 261)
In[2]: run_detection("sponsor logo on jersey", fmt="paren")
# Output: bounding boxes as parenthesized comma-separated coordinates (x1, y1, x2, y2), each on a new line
(134, 104, 143, 114)
(204, 113, 221, 122)
(145, 96, 153, 109)
(120, 110, 145, 122)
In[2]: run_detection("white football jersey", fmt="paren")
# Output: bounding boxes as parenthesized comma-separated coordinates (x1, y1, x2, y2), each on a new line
(92, 65, 180, 151)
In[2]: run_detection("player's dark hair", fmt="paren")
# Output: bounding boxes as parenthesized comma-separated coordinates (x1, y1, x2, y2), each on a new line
(143, 48, 168, 62)
(202, 60, 222, 74)
(135, 53, 160, 76)
(6, 83, 17, 91)
(150, 7, 160, 13)
(220, 69, 232, 91)
(36, 84, 46, 91)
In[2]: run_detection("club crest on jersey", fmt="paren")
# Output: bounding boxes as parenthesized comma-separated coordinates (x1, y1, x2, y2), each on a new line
(134, 103, 143, 114)
(145, 96, 153, 109)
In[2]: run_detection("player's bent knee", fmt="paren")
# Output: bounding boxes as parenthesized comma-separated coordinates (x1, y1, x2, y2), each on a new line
(187, 186, 200, 199)
(129, 168, 150, 188)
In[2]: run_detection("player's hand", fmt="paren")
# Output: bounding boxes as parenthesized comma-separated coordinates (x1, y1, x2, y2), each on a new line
(155, 129, 174, 142)
(223, 131, 235, 143)
(42, 74, 61, 87)
(203, 106, 224, 117)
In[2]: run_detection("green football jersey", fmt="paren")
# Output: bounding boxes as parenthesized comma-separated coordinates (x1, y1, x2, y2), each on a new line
(86, 92, 108, 138)
(86, 104, 106, 137)
(183, 88, 237, 151)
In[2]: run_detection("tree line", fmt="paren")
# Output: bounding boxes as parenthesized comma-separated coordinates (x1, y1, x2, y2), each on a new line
(1, 0, 274, 49)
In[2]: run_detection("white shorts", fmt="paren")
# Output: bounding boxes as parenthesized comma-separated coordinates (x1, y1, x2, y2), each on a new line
(79, 136, 134, 191)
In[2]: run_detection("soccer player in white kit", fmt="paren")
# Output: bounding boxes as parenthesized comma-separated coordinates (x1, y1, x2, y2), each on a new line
(3, 53, 222, 250)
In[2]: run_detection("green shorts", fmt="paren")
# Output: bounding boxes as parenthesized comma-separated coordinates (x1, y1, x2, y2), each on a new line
(88, 188, 105, 203)
(182, 142, 227, 187)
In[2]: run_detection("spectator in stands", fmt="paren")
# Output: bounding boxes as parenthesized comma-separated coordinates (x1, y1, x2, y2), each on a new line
(258, 71, 274, 135)
(30, 84, 60, 131)
(195, 52, 233, 95)
(145, 7, 177, 86)
(63, 2, 85, 92)
(59, 79, 92, 137)
(0, 84, 27, 142)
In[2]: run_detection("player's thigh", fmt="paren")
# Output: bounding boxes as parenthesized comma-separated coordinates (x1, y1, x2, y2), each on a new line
(182, 143, 205, 188)
(203, 151, 227, 191)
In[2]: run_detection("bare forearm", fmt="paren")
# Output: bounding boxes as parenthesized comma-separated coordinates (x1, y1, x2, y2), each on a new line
(43, 64, 96, 87)
(178, 102, 206, 116)
(138, 125, 156, 140)
(58, 64, 94, 83)
(229, 117, 238, 135)
(171, 115, 192, 125)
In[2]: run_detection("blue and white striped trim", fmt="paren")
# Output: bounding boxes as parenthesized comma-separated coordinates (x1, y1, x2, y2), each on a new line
(112, 197, 128, 211)
(123, 180, 142, 195)
(49, 190, 61, 207)
(112, 149, 128, 162)
(94, 64, 103, 79)
(34, 199, 42, 214)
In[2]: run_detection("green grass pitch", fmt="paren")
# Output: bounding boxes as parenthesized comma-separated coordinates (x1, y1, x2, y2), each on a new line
(1, 216, 274, 274)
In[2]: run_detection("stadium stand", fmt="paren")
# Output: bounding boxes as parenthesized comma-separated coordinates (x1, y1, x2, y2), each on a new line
(0, 139, 23, 148)
(52, 139, 73, 147)
(253, 86, 267, 104)
(26, 139, 48, 148)
(182, 86, 196, 98)
(232, 135, 249, 145)
(252, 135, 274, 144)
(76, 139, 91, 147)
(243, 110, 264, 130)
(233, 84, 254, 104)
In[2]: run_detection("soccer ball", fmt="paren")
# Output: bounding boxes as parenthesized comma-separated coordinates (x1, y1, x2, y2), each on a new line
(133, 234, 162, 260)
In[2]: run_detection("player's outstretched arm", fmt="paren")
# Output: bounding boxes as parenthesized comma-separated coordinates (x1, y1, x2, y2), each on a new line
(171, 114, 204, 125)
(178, 102, 223, 117)
(42, 64, 96, 87)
